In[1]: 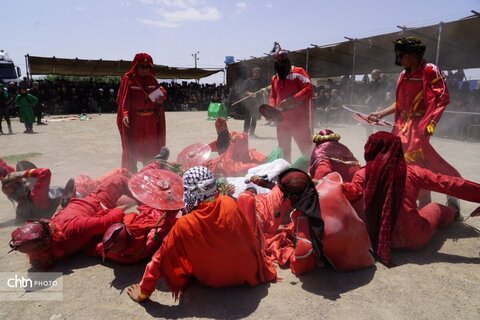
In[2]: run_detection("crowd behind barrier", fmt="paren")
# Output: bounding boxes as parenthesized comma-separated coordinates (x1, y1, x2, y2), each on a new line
(1, 69, 478, 140)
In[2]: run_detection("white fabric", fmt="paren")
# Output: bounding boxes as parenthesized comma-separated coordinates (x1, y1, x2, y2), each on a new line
(227, 159, 290, 198)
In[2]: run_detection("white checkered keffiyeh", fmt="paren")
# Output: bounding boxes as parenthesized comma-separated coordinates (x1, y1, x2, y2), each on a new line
(183, 166, 216, 213)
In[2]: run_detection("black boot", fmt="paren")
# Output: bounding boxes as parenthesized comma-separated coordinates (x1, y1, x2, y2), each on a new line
(154, 146, 170, 161)
(8, 124, 13, 134)
(447, 196, 461, 221)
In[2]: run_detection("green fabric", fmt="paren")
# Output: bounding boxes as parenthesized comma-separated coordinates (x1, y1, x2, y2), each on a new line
(290, 155, 310, 172)
(207, 102, 228, 120)
(264, 147, 284, 163)
(15, 94, 37, 124)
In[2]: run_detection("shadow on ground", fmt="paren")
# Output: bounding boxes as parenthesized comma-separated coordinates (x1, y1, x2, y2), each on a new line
(392, 222, 480, 266)
(298, 265, 377, 301)
(139, 282, 270, 319)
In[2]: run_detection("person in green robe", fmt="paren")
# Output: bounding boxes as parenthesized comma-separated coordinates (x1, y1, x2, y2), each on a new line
(15, 85, 38, 133)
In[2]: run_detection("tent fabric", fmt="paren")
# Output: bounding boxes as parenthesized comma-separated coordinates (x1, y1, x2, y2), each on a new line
(27, 55, 222, 79)
(227, 14, 480, 83)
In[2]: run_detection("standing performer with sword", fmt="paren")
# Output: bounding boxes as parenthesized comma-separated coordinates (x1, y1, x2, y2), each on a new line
(367, 37, 461, 208)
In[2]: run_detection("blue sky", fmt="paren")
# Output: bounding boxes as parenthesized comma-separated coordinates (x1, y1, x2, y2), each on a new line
(2, 0, 479, 82)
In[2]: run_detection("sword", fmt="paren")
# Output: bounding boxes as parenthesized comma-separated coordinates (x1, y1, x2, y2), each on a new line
(342, 105, 393, 127)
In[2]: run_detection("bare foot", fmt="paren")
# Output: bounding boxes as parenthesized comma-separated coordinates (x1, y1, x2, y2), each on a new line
(127, 284, 149, 303)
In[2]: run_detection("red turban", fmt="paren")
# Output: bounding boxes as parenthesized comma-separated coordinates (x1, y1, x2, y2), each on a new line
(363, 131, 406, 265)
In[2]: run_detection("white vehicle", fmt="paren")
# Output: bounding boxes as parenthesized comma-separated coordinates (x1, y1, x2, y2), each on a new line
(0, 50, 22, 84)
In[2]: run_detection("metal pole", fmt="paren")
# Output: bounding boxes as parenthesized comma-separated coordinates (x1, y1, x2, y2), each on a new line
(435, 22, 444, 66)
(351, 39, 357, 104)
(192, 51, 199, 68)
(305, 48, 310, 73)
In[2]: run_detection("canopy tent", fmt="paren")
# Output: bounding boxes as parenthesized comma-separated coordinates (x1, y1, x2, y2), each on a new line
(227, 14, 480, 85)
(26, 55, 223, 79)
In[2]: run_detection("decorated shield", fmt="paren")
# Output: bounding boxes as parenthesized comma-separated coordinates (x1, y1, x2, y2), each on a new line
(176, 143, 212, 170)
(259, 104, 283, 122)
(128, 169, 184, 210)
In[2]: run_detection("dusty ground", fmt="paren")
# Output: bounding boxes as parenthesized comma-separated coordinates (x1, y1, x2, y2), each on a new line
(0, 112, 479, 320)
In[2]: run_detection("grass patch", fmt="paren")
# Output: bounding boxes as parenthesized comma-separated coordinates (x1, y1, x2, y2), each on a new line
(1, 152, 42, 164)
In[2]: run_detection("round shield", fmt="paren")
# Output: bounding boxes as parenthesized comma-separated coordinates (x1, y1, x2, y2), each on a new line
(16, 160, 37, 172)
(128, 169, 184, 210)
(259, 104, 283, 122)
(16, 160, 38, 185)
(176, 143, 212, 170)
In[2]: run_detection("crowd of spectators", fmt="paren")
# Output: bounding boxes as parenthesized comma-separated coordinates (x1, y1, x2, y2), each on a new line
(2, 78, 226, 116)
(2, 70, 478, 140)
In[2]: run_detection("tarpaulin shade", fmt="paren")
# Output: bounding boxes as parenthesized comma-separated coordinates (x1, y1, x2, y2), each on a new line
(27, 55, 223, 79)
(227, 14, 480, 83)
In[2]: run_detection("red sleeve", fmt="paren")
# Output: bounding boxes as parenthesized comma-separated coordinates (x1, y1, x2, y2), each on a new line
(413, 166, 480, 203)
(312, 160, 333, 180)
(269, 77, 277, 106)
(81, 207, 125, 236)
(139, 248, 162, 295)
(292, 67, 313, 103)
(25, 168, 52, 209)
(343, 167, 365, 201)
(116, 75, 131, 118)
(421, 65, 450, 130)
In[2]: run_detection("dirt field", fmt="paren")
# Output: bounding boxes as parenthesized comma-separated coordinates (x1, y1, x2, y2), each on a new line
(0, 112, 479, 320)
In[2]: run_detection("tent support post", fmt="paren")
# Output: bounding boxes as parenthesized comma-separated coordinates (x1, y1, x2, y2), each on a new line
(435, 22, 444, 66)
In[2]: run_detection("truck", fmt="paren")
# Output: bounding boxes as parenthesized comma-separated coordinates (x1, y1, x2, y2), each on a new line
(0, 50, 22, 84)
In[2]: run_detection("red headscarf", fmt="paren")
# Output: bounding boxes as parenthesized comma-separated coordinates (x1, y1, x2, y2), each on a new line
(363, 131, 406, 265)
(116, 53, 155, 106)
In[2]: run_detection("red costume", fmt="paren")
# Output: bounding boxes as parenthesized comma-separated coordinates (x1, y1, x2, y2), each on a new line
(95, 205, 179, 264)
(2, 168, 59, 220)
(308, 130, 364, 220)
(345, 165, 480, 252)
(269, 66, 313, 162)
(343, 132, 480, 265)
(393, 62, 460, 177)
(309, 130, 360, 181)
(24, 173, 130, 269)
(206, 118, 266, 176)
(138, 196, 277, 298)
(116, 53, 167, 172)
(236, 185, 286, 249)
(0, 158, 14, 178)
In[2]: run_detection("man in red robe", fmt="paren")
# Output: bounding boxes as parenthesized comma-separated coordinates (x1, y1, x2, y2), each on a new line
(205, 117, 267, 176)
(126, 166, 276, 302)
(368, 37, 460, 206)
(9, 171, 131, 270)
(309, 129, 360, 181)
(268, 42, 313, 162)
(343, 131, 480, 265)
(116, 53, 167, 173)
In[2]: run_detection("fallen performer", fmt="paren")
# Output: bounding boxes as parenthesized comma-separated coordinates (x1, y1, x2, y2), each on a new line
(343, 131, 480, 265)
(205, 117, 267, 176)
(126, 166, 277, 302)
(9, 171, 131, 270)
